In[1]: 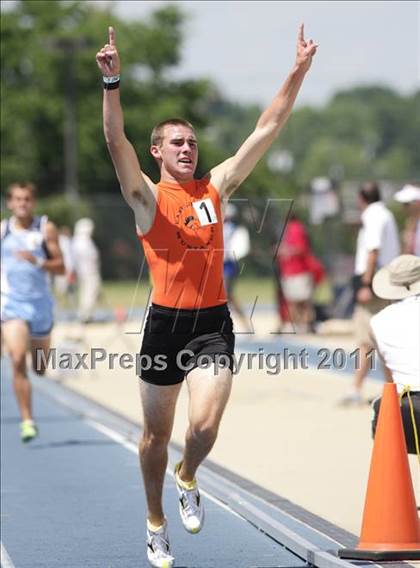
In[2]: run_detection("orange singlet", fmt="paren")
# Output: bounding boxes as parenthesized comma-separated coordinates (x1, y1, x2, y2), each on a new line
(139, 178, 227, 309)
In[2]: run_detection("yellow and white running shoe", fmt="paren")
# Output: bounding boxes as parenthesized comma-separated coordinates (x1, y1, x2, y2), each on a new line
(146, 518, 174, 568)
(174, 462, 204, 534)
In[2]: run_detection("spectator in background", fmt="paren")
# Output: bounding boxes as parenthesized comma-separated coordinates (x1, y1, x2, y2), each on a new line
(340, 181, 400, 406)
(394, 183, 420, 256)
(273, 254, 291, 331)
(223, 203, 251, 332)
(276, 213, 314, 333)
(72, 218, 102, 323)
(370, 254, 420, 454)
(54, 226, 76, 304)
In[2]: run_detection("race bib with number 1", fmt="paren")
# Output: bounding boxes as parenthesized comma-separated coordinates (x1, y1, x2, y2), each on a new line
(192, 198, 218, 226)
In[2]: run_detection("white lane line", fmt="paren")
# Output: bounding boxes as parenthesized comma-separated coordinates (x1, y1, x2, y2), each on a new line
(86, 419, 243, 520)
(85, 419, 138, 454)
(1, 542, 16, 568)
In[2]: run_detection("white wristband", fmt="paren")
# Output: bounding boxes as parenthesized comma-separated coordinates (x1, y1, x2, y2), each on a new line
(103, 74, 120, 84)
(35, 257, 45, 268)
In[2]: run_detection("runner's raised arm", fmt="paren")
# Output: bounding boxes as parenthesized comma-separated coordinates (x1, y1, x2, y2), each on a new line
(96, 27, 156, 213)
(209, 24, 318, 197)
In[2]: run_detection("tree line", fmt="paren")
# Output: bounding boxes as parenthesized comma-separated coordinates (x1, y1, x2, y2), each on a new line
(2, 0, 419, 206)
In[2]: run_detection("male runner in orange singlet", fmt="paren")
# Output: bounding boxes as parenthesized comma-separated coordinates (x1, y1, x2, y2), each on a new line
(96, 25, 317, 568)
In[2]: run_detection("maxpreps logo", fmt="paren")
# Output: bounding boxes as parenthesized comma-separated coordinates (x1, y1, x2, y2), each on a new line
(174, 201, 215, 250)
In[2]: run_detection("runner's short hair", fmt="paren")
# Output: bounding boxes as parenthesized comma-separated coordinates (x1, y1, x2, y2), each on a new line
(151, 118, 195, 146)
(7, 181, 37, 199)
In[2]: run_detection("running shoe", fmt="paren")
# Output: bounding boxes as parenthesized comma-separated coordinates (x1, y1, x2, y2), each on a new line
(174, 462, 204, 534)
(146, 519, 174, 568)
(20, 420, 38, 443)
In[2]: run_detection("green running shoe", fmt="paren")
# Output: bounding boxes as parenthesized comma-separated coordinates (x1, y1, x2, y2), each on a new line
(20, 420, 38, 443)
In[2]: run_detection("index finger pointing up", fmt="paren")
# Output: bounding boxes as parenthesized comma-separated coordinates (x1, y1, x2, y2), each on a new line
(108, 26, 116, 46)
(298, 23, 304, 42)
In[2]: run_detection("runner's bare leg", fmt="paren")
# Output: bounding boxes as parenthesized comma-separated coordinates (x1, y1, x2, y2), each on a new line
(139, 380, 183, 526)
(179, 364, 232, 482)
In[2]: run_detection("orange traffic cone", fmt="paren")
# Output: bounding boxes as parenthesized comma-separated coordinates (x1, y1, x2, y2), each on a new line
(339, 382, 420, 561)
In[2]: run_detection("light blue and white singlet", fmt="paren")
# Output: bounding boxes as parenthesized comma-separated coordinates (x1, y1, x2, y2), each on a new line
(1, 216, 54, 337)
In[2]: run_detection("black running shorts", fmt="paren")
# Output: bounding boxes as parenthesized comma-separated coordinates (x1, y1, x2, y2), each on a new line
(139, 303, 235, 386)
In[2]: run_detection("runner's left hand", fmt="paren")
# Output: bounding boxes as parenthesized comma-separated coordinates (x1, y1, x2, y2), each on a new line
(15, 250, 37, 264)
(296, 24, 318, 72)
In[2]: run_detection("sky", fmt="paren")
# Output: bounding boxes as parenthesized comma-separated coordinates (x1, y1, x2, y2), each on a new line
(107, 0, 420, 107)
(2, 1, 419, 107)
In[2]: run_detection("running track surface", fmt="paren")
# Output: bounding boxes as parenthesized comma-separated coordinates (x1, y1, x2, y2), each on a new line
(1, 359, 309, 568)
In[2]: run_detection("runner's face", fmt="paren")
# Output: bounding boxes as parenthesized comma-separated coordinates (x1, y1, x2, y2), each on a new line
(154, 125, 198, 181)
(8, 188, 35, 219)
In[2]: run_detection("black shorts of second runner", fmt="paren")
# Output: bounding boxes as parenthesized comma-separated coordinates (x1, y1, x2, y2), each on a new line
(139, 303, 235, 386)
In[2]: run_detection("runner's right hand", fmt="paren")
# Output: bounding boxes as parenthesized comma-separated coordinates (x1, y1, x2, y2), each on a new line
(96, 26, 120, 76)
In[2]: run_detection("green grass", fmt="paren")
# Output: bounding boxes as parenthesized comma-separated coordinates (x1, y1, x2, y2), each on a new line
(99, 277, 277, 309)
